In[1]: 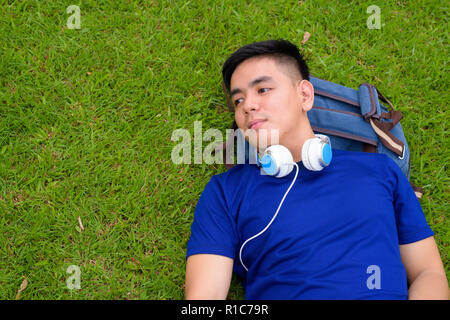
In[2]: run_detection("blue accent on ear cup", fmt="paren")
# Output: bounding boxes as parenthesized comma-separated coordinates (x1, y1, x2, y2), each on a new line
(260, 154, 277, 176)
(321, 143, 332, 166)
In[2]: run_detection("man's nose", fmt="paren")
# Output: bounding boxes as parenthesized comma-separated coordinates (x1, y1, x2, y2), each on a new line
(243, 95, 261, 113)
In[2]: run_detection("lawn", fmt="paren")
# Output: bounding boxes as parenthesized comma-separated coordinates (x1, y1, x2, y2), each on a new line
(0, 0, 448, 299)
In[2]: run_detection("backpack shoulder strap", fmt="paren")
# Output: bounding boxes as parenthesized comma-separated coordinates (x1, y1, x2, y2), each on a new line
(359, 83, 405, 158)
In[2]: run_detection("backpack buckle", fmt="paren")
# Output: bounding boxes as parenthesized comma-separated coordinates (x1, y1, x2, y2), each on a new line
(398, 146, 405, 160)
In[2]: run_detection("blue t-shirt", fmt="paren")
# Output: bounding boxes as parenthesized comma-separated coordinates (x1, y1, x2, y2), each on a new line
(186, 149, 434, 299)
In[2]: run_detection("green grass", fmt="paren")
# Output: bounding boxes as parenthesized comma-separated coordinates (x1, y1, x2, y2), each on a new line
(0, 0, 448, 299)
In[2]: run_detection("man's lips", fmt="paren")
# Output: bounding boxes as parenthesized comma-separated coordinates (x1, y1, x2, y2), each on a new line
(248, 119, 267, 129)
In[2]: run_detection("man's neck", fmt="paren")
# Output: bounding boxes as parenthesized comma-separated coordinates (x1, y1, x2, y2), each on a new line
(283, 129, 316, 163)
(254, 122, 316, 163)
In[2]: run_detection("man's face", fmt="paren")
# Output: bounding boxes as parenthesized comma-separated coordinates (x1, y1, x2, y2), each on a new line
(230, 56, 309, 150)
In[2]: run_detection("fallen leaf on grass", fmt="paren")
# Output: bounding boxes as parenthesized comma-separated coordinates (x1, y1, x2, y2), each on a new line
(78, 216, 84, 232)
(301, 31, 311, 45)
(15, 277, 28, 300)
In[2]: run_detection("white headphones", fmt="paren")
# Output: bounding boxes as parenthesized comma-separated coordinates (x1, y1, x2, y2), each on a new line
(257, 134, 333, 177)
(239, 134, 333, 272)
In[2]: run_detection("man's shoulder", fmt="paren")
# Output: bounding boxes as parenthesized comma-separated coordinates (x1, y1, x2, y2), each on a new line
(214, 163, 258, 182)
(332, 148, 388, 160)
(206, 164, 258, 197)
(331, 148, 395, 176)
(332, 148, 391, 166)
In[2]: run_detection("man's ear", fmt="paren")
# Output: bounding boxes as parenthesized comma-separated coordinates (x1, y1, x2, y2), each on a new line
(296, 79, 314, 112)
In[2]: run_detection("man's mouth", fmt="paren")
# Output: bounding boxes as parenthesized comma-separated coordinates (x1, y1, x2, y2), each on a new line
(248, 119, 267, 130)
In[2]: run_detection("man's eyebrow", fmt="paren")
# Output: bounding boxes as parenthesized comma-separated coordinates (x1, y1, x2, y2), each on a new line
(230, 76, 273, 96)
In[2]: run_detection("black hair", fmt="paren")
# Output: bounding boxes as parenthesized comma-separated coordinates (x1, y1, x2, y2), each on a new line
(222, 39, 310, 91)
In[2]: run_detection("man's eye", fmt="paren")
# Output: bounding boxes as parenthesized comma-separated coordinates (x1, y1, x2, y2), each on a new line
(258, 88, 271, 93)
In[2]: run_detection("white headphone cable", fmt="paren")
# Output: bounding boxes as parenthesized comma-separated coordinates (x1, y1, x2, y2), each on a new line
(239, 162, 299, 272)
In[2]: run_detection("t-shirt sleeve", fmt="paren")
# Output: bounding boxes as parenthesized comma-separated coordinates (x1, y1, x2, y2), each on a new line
(186, 175, 238, 260)
(386, 156, 434, 245)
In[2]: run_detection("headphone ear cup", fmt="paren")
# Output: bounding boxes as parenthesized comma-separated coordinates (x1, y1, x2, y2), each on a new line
(302, 136, 332, 171)
(259, 145, 294, 178)
(275, 147, 294, 178)
(301, 138, 313, 171)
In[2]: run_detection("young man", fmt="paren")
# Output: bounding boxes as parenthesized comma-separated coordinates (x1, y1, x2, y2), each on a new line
(185, 40, 448, 299)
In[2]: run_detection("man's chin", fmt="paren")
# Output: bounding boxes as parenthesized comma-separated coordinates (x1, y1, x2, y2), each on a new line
(243, 128, 280, 150)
